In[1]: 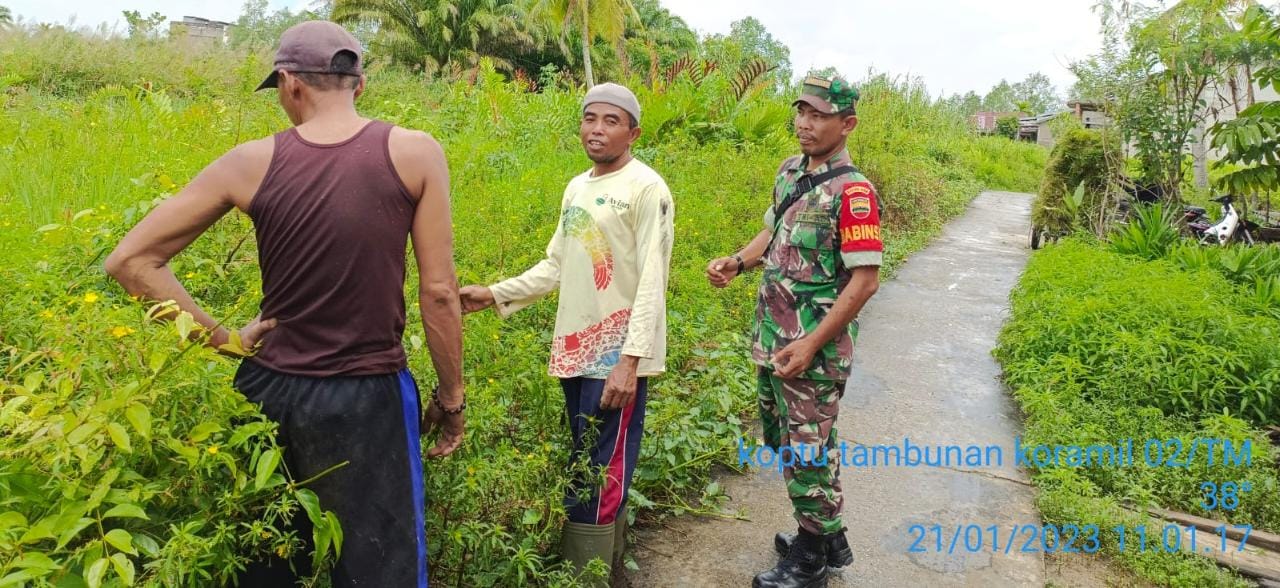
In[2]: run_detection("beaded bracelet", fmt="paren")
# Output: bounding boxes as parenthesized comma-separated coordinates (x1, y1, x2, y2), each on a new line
(432, 386, 466, 415)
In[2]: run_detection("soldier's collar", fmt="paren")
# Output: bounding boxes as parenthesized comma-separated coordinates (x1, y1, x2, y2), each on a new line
(790, 148, 853, 175)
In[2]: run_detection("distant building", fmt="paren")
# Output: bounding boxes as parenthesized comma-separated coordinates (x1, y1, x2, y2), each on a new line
(971, 111, 1024, 134)
(1067, 101, 1112, 130)
(170, 16, 232, 47)
(1018, 113, 1059, 147)
(1019, 102, 1113, 149)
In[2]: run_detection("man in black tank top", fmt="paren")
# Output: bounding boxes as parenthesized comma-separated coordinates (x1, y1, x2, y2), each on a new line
(105, 21, 462, 588)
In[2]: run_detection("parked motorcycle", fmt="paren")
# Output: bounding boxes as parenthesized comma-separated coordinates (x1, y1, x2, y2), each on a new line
(1183, 195, 1256, 246)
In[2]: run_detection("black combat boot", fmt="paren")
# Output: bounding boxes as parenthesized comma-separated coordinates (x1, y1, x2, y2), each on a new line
(752, 528, 828, 588)
(774, 527, 853, 568)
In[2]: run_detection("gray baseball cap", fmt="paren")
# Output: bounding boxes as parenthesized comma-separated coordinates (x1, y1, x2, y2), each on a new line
(583, 83, 641, 124)
(256, 21, 364, 91)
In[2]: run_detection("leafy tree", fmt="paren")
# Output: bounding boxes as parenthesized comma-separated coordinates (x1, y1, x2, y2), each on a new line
(123, 10, 167, 40)
(958, 91, 983, 114)
(703, 17, 792, 90)
(975, 73, 1058, 114)
(805, 65, 838, 79)
(0, 5, 12, 26)
(1073, 0, 1257, 198)
(332, 0, 535, 75)
(1211, 5, 1280, 194)
(1012, 72, 1060, 114)
(982, 79, 1018, 112)
(940, 90, 984, 115)
(622, 0, 696, 84)
(531, 0, 640, 86)
(995, 114, 1021, 139)
(231, 0, 323, 50)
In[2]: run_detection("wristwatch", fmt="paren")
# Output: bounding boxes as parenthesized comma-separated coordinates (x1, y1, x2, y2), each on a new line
(733, 254, 745, 274)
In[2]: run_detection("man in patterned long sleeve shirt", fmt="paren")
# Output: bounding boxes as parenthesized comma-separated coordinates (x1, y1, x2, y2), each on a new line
(459, 83, 674, 586)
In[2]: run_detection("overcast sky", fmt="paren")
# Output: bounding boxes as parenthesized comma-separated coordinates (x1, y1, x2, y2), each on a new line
(10, 0, 1103, 98)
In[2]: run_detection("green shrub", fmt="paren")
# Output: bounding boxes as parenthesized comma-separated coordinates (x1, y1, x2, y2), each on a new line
(997, 240, 1280, 586)
(1108, 203, 1181, 260)
(994, 114, 1019, 140)
(1033, 128, 1114, 234)
(0, 203, 344, 587)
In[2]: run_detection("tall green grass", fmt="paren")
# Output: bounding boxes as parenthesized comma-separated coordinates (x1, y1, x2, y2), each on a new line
(996, 240, 1280, 587)
(0, 30, 1046, 587)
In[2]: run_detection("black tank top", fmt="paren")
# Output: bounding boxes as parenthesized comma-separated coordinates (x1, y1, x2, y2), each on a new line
(247, 120, 415, 376)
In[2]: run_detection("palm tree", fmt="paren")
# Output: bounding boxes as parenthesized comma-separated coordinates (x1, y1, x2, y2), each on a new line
(332, 0, 535, 75)
(530, 0, 639, 86)
(624, 0, 695, 83)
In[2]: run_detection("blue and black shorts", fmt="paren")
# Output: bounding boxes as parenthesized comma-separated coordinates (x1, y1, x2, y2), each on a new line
(233, 360, 429, 587)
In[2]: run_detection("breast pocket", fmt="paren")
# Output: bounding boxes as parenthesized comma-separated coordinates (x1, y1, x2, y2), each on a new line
(781, 219, 837, 284)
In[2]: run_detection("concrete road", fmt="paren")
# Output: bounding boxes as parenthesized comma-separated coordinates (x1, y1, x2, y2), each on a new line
(627, 192, 1041, 587)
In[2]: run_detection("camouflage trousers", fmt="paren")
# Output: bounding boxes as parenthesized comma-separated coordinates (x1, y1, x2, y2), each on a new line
(757, 367, 844, 536)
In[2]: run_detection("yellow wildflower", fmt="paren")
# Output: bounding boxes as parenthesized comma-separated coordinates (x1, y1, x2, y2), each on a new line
(82, 292, 99, 304)
(39, 310, 54, 319)
(207, 446, 219, 455)
(185, 272, 195, 279)
(110, 326, 136, 338)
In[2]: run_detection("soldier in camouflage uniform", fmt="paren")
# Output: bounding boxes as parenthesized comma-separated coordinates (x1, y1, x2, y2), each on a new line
(707, 74, 883, 588)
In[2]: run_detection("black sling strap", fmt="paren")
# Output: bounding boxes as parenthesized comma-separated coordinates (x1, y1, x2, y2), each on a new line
(765, 165, 860, 254)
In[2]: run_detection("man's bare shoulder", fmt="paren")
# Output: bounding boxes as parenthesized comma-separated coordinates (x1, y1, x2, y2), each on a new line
(208, 136, 275, 211)
(220, 136, 274, 166)
(388, 127, 446, 201)
(388, 126, 444, 159)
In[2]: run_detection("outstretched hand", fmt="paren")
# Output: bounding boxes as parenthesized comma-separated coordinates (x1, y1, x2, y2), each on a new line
(458, 285, 495, 314)
(705, 257, 740, 288)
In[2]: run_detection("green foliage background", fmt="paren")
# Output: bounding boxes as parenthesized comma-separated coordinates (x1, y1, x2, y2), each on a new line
(996, 239, 1280, 587)
(0, 27, 1046, 587)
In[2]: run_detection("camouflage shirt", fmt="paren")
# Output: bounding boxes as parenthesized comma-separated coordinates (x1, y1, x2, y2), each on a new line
(752, 148, 884, 381)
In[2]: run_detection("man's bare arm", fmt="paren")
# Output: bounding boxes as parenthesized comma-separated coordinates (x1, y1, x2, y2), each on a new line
(104, 142, 271, 349)
(706, 228, 770, 287)
(408, 134, 464, 404)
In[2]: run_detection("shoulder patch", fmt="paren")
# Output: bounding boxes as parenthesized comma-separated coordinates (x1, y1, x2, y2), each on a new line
(843, 182, 874, 220)
(838, 181, 882, 255)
